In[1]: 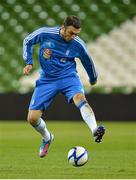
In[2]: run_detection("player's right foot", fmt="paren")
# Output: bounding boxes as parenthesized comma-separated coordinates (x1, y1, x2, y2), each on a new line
(93, 125, 106, 143)
(39, 133, 54, 158)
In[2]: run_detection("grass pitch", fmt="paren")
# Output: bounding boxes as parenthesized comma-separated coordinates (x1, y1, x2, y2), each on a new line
(0, 120, 136, 179)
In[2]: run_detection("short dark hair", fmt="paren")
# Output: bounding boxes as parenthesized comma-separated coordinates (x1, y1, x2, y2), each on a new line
(63, 15, 81, 29)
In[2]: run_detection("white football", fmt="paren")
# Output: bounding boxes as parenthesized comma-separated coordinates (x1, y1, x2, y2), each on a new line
(67, 146, 88, 167)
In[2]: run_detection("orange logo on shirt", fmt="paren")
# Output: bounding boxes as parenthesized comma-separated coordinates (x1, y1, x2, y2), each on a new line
(43, 48, 52, 59)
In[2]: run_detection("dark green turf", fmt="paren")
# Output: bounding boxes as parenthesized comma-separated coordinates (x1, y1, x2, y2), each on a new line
(0, 121, 136, 179)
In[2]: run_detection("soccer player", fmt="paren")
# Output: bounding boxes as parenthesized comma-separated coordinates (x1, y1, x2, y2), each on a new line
(23, 15, 105, 158)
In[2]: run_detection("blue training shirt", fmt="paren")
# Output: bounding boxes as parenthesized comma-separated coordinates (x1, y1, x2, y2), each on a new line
(23, 26, 98, 84)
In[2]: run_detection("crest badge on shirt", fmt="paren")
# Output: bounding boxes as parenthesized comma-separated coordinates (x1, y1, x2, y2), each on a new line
(43, 48, 52, 59)
(66, 50, 70, 56)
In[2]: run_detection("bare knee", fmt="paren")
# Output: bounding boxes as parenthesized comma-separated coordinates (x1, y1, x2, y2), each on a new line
(27, 113, 36, 124)
(73, 93, 87, 106)
(27, 110, 42, 125)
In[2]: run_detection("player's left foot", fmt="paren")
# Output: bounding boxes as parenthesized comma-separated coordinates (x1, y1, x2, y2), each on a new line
(39, 133, 54, 158)
(93, 125, 106, 143)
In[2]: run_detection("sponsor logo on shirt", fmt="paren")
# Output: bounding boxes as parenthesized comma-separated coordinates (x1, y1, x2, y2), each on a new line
(43, 48, 52, 59)
(60, 58, 66, 62)
(44, 41, 55, 48)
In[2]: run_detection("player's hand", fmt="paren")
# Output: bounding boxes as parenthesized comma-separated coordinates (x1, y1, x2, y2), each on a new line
(23, 64, 33, 75)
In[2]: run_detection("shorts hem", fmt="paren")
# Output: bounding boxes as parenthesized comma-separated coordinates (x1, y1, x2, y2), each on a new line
(29, 107, 45, 111)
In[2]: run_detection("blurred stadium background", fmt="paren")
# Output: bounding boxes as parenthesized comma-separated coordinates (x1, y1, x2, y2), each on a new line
(0, 0, 136, 179)
(0, 0, 136, 120)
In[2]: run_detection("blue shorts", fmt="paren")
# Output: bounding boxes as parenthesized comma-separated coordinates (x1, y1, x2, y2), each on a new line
(29, 76, 84, 110)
